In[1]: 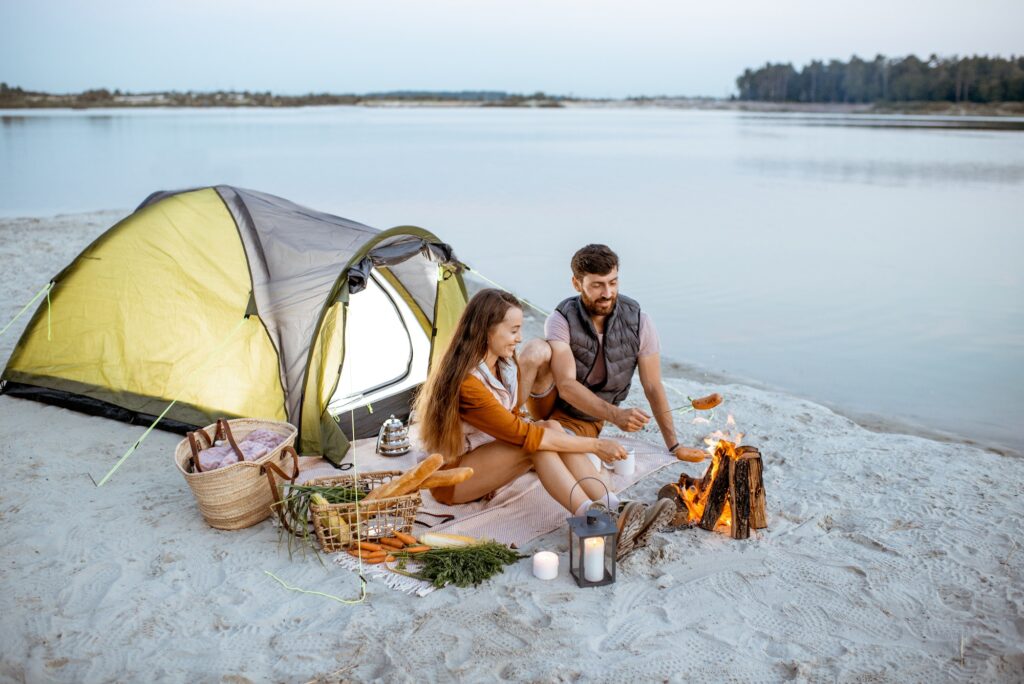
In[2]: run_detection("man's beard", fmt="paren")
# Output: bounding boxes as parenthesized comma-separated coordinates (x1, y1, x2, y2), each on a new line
(581, 292, 616, 317)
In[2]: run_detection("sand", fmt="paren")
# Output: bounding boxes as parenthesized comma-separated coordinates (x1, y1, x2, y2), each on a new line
(1, 213, 1022, 683)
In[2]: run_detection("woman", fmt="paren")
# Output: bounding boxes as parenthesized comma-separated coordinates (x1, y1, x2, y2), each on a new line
(415, 289, 659, 557)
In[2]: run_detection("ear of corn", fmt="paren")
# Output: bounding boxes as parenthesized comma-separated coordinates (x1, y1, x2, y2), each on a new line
(310, 493, 350, 548)
(419, 532, 480, 548)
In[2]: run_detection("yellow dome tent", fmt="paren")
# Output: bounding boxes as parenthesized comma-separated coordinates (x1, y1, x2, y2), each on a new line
(1, 186, 467, 464)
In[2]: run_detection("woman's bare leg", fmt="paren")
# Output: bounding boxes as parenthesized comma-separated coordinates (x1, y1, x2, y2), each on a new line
(528, 449, 593, 513)
(448, 437, 592, 513)
(559, 452, 611, 503)
(448, 441, 533, 504)
(532, 419, 608, 503)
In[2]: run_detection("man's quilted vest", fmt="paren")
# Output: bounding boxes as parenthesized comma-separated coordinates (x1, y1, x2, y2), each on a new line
(554, 294, 641, 422)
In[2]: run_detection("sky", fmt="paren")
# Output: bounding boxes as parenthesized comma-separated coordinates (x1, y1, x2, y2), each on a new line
(2, 0, 1022, 98)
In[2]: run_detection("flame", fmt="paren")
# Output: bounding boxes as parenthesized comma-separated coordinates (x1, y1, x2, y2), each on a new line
(680, 438, 738, 531)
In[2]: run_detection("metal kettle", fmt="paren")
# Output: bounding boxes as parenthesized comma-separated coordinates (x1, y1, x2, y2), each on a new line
(376, 414, 411, 456)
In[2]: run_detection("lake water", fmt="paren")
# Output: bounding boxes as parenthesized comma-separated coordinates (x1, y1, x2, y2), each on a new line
(2, 106, 1022, 455)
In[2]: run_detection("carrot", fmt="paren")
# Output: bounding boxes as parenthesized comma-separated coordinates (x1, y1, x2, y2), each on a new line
(380, 537, 406, 550)
(351, 541, 383, 553)
(384, 555, 395, 563)
(347, 547, 387, 560)
(363, 557, 386, 565)
(403, 545, 431, 553)
(393, 531, 417, 546)
(691, 393, 723, 411)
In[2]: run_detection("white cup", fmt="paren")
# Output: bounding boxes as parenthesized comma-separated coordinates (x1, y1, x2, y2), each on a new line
(614, 449, 636, 476)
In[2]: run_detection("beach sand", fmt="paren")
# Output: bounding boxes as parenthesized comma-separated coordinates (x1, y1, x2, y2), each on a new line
(1, 213, 1022, 682)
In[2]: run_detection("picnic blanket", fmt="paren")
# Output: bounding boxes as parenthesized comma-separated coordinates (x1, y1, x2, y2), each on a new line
(297, 432, 678, 548)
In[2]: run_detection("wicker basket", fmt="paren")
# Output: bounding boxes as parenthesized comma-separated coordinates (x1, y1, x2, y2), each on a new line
(307, 471, 421, 553)
(174, 418, 299, 530)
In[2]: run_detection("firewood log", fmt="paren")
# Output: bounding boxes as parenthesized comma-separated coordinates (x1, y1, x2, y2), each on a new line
(699, 447, 732, 531)
(738, 446, 767, 529)
(729, 455, 751, 539)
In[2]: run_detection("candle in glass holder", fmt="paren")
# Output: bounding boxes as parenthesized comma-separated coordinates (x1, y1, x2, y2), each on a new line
(532, 551, 558, 580)
(583, 537, 605, 582)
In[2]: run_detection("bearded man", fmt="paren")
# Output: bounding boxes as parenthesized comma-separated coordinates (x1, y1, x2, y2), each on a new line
(519, 244, 704, 464)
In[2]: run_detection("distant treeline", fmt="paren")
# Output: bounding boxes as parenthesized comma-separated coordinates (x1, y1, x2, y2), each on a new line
(736, 55, 1024, 103)
(0, 84, 566, 109)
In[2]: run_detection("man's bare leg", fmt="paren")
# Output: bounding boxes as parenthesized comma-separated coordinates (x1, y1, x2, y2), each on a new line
(517, 338, 555, 411)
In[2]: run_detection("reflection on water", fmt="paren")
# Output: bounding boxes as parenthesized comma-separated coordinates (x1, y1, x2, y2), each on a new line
(739, 157, 1024, 184)
(0, 106, 1022, 455)
(740, 113, 1024, 131)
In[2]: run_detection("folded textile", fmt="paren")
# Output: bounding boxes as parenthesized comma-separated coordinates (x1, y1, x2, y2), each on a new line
(198, 429, 284, 472)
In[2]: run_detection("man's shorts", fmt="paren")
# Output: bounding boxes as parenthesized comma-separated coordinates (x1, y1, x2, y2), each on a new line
(526, 384, 604, 439)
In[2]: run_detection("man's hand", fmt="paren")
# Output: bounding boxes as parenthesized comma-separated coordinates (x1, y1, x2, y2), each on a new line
(673, 445, 707, 463)
(613, 406, 650, 432)
(594, 439, 628, 463)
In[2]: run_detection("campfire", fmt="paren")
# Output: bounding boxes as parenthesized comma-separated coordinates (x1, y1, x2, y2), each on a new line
(660, 417, 767, 539)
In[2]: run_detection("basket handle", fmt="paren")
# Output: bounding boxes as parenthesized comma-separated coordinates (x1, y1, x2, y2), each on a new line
(262, 445, 300, 530)
(215, 418, 245, 462)
(186, 427, 214, 473)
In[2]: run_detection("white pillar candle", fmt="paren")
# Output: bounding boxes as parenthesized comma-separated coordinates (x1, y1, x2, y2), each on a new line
(583, 537, 605, 582)
(532, 551, 559, 580)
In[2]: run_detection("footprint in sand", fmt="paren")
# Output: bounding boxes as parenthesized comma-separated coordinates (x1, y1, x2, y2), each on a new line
(57, 562, 121, 615)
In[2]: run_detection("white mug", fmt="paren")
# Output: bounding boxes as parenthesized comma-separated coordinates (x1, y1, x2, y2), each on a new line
(614, 449, 636, 476)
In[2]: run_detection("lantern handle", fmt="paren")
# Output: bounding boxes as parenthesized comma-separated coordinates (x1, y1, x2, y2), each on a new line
(569, 476, 612, 511)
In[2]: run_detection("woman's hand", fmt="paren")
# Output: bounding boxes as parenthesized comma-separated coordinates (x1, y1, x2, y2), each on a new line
(594, 439, 628, 463)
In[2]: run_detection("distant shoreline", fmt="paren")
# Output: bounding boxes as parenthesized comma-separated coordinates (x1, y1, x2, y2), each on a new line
(2, 89, 1024, 119)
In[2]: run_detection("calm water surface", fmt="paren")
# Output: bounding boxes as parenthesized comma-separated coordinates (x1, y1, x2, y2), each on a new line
(2, 107, 1022, 454)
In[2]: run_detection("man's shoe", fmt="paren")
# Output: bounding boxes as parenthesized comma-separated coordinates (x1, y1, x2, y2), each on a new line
(591, 500, 647, 561)
(632, 498, 676, 550)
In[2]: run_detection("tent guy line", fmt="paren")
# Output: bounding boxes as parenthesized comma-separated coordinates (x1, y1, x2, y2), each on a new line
(0, 281, 52, 339)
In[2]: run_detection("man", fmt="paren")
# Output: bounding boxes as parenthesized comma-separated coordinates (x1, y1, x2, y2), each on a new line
(518, 243, 705, 463)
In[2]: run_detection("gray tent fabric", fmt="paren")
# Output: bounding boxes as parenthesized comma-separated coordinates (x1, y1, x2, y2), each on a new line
(136, 185, 457, 429)
(215, 186, 381, 423)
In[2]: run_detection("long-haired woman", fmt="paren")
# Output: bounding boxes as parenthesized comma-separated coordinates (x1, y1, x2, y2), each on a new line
(415, 289, 647, 552)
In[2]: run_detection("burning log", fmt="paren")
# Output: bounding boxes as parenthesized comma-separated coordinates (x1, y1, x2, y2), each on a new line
(661, 440, 767, 540)
(699, 441, 733, 532)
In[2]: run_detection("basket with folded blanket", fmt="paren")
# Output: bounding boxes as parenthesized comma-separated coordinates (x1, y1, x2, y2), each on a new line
(174, 418, 299, 531)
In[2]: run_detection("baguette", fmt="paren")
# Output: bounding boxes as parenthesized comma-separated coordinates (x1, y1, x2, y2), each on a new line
(419, 466, 475, 490)
(363, 453, 444, 501)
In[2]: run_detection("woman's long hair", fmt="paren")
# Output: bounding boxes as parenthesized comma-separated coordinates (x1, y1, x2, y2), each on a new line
(415, 288, 522, 462)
